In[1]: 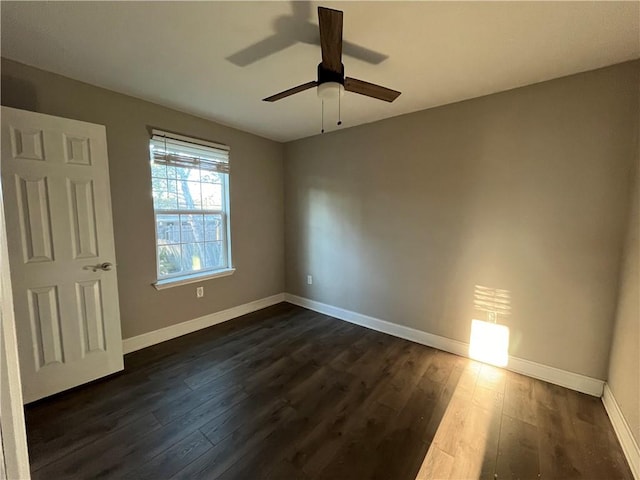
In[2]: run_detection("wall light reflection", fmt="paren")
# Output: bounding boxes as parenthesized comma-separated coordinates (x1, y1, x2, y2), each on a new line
(469, 319, 510, 367)
(469, 285, 511, 367)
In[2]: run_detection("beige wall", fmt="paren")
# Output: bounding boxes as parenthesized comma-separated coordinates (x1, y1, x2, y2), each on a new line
(1, 58, 285, 339)
(284, 60, 639, 379)
(608, 147, 639, 445)
(1, 56, 637, 384)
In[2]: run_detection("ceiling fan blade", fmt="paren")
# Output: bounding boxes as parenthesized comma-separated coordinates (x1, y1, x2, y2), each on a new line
(262, 81, 318, 102)
(318, 7, 343, 73)
(344, 77, 401, 102)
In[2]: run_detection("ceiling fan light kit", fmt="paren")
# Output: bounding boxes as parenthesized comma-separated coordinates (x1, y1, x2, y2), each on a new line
(317, 81, 344, 100)
(263, 6, 401, 133)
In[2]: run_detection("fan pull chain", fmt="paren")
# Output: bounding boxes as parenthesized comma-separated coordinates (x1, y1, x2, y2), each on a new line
(337, 93, 342, 126)
(321, 99, 325, 134)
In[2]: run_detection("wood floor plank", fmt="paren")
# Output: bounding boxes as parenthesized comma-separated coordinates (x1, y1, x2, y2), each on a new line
(127, 303, 299, 373)
(297, 340, 429, 477)
(422, 361, 477, 449)
(477, 363, 507, 393)
(503, 371, 538, 426)
(450, 403, 502, 479)
(415, 445, 455, 480)
(28, 402, 154, 471)
(148, 309, 322, 384)
(151, 380, 245, 426)
(432, 390, 474, 457)
(314, 402, 397, 480)
(30, 413, 162, 479)
(182, 311, 332, 394)
(26, 368, 176, 430)
(327, 329, 378, 371)
(398, 378, 444, 443)
(496, 414, 540, 480)
(172, 403, 297, 479)
(421, 349, 459, 385)
(214, 366, 356, 479)
(377, 342, 434, 411)
(290, 320, 360, 366)
(572, 417, 634, 480)
(263, 459, 309, 480)
(288, 341, 403, 474)
(421, 355, 472, 445)
(124, 430, 213, 480)
(89, 419, 208, 479)
(535, 381, 587, 479)
(199, 389, 288, 445)
(370, 423, 429, 480)
(287, 374, 375, 474)
(28, 375, 194, 470)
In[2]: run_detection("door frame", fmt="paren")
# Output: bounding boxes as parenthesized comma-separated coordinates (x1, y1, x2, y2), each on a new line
(0, 165, 31, 479)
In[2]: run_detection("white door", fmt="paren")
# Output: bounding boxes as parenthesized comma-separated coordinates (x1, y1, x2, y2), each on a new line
(1, 106, 123, 404)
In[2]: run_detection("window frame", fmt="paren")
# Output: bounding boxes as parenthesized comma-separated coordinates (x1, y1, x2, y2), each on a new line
(149, 130, 233, 289)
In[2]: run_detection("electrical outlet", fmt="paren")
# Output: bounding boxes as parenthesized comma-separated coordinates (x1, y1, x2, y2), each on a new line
(307, 275, 313, 285)
(196, 286, 204, 298)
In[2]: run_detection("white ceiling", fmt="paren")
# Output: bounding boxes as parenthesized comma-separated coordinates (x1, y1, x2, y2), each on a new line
(1, 1, 638, 142)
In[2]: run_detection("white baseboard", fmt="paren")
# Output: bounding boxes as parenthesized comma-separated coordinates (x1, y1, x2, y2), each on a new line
(285, 294, 470, 357)
(284, 293, 605, 397)
(122, 293, 285, 354)
(121, 291, 605, 397)
(505, 355, 604, 398)
(603, 384, 640, 479)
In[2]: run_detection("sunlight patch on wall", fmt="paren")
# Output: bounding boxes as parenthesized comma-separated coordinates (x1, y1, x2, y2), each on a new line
(473, 285, 511, 318)
(469, 285, 511, 367)
(469, 319, 510, 367)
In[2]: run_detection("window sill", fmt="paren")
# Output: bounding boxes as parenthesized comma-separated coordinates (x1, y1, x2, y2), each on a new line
(153, 268, 236, 290)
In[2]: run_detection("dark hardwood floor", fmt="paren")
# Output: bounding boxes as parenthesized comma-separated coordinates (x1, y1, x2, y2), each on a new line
(25, 302, 632, 479)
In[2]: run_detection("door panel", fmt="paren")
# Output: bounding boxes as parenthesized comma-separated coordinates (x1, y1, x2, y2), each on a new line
(68, 179, 99, 259)
(76, 279, 106, 354)
(15, 175, 55, 263)
(28, 285, 64, 369)
(1, 106, 123, 403)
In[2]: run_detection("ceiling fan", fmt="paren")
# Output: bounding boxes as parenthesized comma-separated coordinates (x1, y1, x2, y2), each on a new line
(263, 6, 401, 104)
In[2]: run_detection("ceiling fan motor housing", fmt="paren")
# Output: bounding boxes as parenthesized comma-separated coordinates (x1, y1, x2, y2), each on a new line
(317, 63, 344, 86)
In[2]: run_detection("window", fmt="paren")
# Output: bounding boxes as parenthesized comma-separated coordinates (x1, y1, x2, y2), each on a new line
(149, 129, 232, 288)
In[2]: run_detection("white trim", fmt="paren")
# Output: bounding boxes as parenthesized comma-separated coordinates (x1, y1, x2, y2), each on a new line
(153, 268, 236, 290)
(122, 293, 285, 354)
(283, 294, 605, 397)
(602, 384, 640, 479)
(506, 354, 604, 397)
(0, 163, 30, 479)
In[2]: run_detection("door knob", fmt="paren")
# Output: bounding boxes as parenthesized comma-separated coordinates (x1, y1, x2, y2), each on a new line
(85, 262, 113, 272)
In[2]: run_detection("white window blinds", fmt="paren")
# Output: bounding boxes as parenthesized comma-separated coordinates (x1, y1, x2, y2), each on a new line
(150, 129, 230, 174)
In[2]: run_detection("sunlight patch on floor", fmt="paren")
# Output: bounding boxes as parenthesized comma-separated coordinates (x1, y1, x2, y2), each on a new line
(415, 361, 506, 479)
